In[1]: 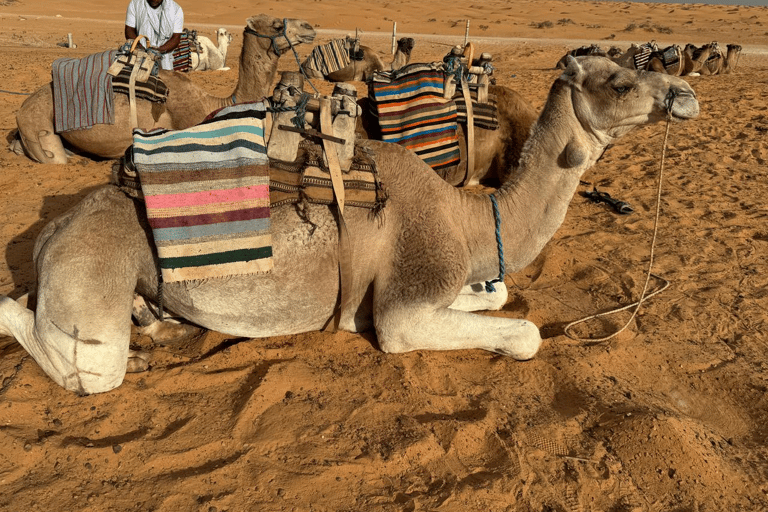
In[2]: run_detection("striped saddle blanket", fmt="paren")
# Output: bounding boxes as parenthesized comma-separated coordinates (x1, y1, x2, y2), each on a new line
(633, 42, 657, 70)
(303, 39, 351, 77)
(453, 90, 499, 131)
(370, 62, 460, 171)
(112, 65, 169, 103)
(52, 50, 117, 133)
(132, 102, 273, 283)
(172, 29, 196, 72)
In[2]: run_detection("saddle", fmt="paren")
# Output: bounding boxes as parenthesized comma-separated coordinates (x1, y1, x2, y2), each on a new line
(108, 36, 167, 128)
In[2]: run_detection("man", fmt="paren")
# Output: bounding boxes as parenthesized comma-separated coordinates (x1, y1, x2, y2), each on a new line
(125, 0, 184, 71)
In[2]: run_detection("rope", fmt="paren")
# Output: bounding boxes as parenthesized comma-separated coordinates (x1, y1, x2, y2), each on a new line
(564, 99, 676, 343)
(485, 193, 505, 293)
(0, 89, 32, 96)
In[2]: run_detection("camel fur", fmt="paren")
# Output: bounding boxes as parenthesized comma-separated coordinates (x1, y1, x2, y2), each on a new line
(190, 28, 233, 71)
(14, 15, 316, 164)
(0, 56, 699, 395)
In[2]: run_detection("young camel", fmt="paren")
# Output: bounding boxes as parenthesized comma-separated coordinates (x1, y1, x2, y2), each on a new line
(190, 28, 233, 71)
(14, 15, 316, 164)
(0, 56, 699, 395)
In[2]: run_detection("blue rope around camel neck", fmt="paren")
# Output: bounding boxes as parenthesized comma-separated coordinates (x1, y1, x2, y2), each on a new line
(485, 193, 506, 293)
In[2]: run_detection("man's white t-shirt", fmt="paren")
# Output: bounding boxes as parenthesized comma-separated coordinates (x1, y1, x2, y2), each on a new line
(125, 0, 184, 70)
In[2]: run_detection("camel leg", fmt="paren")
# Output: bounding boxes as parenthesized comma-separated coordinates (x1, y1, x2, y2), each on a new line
(132, 293, 204, 344)
(15, 85, 70, 164)
(375, 303, 541, 360)
(449, 283, 508, 312)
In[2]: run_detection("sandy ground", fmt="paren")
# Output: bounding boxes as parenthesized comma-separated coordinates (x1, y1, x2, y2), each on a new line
(1, 0, 768, 511)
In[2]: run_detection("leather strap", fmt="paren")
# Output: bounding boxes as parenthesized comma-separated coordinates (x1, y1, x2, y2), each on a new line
(460, 73, 475, 185)
(319, 98, 353, 331)
(128, 57, 141, 129)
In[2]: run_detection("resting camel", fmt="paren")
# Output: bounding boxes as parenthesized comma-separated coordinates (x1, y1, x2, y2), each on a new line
(14, 15, 316, 164)
(302, 37, 416, 82)
(647, 45, 684, 76)
(700, 42, 724, 76)
(721, 44, 742, 74)
(190, 28, 233, 71)
(0, 56, 699, 394)
(681, 43, 715, 76)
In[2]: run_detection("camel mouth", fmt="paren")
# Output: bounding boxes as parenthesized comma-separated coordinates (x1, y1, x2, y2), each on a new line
(666, 89, 699, 120)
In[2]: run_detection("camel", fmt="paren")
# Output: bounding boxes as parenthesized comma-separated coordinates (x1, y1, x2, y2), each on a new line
(302, 37, 416, 82)
(0, 56, 699, 395)
(190, 28, 233, 71)
(700, 42, 724, 76)
(647, 45, 684, 76)
(13, 15, 316, 164)
(721, 44, 742, 74)
(681, 42, 715, 76)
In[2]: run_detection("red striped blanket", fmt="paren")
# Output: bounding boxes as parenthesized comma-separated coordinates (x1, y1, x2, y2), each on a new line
(52, 50, 117, 133)
(370, 62, 460, 171)
(173, 29, 195, 72)
(132, 102, 272, 283)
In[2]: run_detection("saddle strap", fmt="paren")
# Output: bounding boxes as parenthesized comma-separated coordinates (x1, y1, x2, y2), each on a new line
(319, 97, 353, 332)
(460, 73, 475, 185)
(128, 58, 142, 129)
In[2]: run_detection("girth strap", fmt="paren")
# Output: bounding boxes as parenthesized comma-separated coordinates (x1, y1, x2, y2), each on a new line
(319, 97, 353, 331)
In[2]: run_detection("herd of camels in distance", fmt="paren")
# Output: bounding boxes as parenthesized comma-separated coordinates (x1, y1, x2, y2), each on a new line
(5, 14, 707, 394)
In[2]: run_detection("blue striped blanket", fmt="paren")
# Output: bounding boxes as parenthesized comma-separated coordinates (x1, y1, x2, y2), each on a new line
(132, 102, 273, 283)
(53, 50, 117, 133)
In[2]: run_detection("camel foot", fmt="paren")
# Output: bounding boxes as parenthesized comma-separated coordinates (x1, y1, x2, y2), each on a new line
(139, 319, 205, 346)
(127, 349, 150, 373)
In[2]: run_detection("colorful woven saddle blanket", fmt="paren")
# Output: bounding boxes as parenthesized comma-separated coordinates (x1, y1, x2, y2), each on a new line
(369, 62, 460, 172)
(269, 139, 384, 211)
(52, 50, 117, 133)
(303, 39, 352, 77)
(131, 102, 272, 283)
(172, 29, 197, 72)
(453, 89, 499, 131)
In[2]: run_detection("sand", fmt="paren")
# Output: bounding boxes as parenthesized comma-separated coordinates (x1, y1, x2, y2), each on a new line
(1, 0, 768, 510)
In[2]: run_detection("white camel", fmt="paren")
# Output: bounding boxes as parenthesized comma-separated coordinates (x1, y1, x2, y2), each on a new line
(0, 56, 699, 394)
(190, 28, 233, 71)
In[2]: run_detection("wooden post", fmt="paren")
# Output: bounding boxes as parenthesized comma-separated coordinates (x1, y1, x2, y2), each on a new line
(464, 20, 470, 47)
(67, 33, 74, 48)
(391, 22, 397, 55)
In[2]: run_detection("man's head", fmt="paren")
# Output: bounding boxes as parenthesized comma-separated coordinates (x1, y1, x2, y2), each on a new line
(147, 0, 163, 9)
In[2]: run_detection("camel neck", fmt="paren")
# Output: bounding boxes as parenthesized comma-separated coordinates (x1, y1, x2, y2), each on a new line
(230, 33, 279, 104)
(464, 80, 602, 283)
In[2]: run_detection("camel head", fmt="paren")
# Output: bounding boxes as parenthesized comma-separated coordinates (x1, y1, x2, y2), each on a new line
(397, 37, 416, 56)
(727, 44, 742, 55)
(560, 56, 698, 144)
(244, 14, 316, 56)
(217, 28, 233, 46)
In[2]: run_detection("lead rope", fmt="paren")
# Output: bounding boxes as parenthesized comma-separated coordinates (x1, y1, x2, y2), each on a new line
(564, 93, 677, 343)
(485, 193, 505, 293)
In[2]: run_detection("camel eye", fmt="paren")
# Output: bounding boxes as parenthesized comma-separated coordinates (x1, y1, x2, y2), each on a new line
(614, 85, 630, 95)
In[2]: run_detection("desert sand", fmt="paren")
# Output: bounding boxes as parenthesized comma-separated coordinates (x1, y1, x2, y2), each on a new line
(1, 0, 767, 510)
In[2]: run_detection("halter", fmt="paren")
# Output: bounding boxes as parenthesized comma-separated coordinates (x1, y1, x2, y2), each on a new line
(244, 19, 319, 93)
(485, 193, 505, 293)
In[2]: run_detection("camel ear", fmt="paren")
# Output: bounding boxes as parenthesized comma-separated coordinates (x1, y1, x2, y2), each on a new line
(562, 55, 583, 79)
